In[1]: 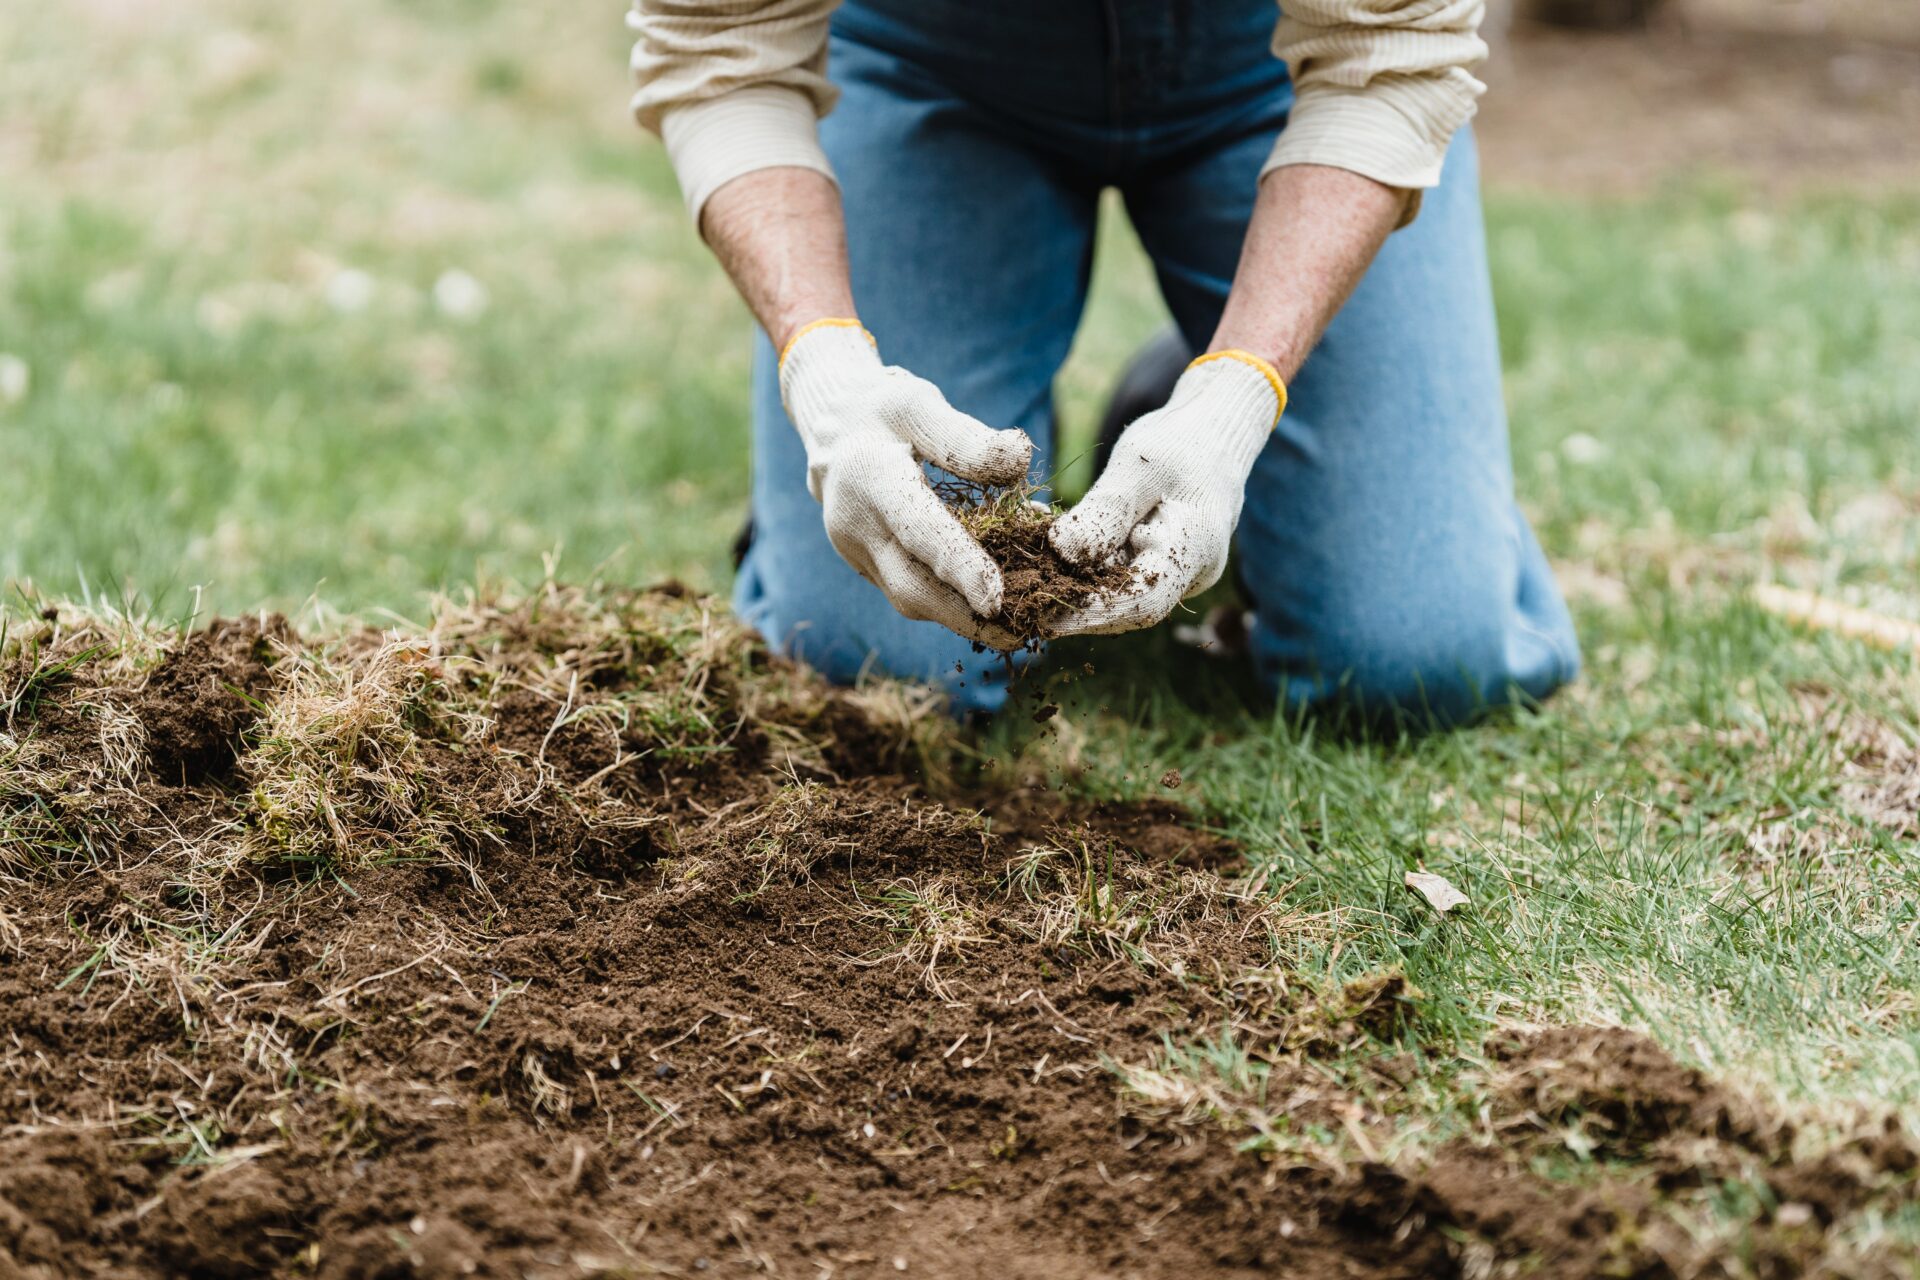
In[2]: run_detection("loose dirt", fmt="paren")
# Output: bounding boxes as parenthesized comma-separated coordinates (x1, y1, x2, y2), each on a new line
(943, 485, 1137, 648)
(1, 587, 1912, 1278)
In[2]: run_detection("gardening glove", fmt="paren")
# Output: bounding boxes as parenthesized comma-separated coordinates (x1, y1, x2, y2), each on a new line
(779, 319, 1036, 648)
(1048, 350, 1285, 636)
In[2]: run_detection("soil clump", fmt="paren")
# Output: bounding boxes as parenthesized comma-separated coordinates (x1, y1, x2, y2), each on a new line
(133, 614, 287, 784)
(0, 587, 1912, 1278)
(943, 484, 1137, 647)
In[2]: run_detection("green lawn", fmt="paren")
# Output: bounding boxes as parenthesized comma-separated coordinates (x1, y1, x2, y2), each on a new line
(4, 0, 1918, 1156)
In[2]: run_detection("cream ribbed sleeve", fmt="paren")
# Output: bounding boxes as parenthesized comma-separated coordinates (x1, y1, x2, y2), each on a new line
(1264, 0, 1488, 220)
(628, 0, 843, 224)
(629, 0, 1486, 229)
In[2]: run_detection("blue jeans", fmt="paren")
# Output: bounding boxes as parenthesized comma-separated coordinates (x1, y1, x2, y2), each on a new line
(733, 0, 1581, 723)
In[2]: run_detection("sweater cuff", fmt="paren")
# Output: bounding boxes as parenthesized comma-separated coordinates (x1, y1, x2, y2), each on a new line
(1262, 79, 1474, 228)
(659, 84, 838, 228)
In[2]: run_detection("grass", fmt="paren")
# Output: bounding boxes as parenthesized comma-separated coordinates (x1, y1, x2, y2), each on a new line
(1023, 616, 1920, 1113)
(3, 0, 1918, 1206)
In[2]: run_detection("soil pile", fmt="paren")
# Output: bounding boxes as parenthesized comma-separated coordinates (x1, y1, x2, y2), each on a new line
(1365, 1025, 1920, 1278)
(943, 484, 1137, 647)
(0, 586, 1913, 1278)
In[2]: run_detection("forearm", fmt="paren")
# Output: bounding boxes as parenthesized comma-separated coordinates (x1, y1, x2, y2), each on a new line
(701, 167, 857, 354)
(1209, 165, 1404, 382)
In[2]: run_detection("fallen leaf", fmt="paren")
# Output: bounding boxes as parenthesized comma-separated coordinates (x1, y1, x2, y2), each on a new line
(1404, 869, 1469, 915)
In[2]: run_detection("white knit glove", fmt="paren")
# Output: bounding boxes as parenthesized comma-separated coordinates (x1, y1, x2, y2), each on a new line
(1049, 351, 1286, 636)
(779, 320, 1036, 648)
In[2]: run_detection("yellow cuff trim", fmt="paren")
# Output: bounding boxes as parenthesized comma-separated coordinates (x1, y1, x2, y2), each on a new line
(1190, 349, 1288, 427)
(778, 316, 872, 368)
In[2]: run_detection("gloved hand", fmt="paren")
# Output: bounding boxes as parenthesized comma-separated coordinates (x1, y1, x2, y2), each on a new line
(780, 319, 1036, 648)
(1048, 350, 1285, 636)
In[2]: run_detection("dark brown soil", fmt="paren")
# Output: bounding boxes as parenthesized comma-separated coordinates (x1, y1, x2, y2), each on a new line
(132, 615, 288, 784)
(978, 787, 1247, 873)
(1489, 1023, 1762, 1158)
(944, 488, 1138, 647)
(0, 589, 1912, 1279)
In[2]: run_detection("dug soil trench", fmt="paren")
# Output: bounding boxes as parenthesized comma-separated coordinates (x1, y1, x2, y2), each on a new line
(1, 586, 1912, 1278)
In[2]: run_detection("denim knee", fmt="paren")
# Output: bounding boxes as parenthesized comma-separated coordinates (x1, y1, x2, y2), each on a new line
(1255, 586, 1575, 727)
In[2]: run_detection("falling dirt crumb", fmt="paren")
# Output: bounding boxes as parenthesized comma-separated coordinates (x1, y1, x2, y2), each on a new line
(1032, 703, 1059, 723)
(1159, 769, 1181, 790)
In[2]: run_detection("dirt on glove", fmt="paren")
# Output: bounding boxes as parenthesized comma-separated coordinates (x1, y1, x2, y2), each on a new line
(942, 482, 1140, 648)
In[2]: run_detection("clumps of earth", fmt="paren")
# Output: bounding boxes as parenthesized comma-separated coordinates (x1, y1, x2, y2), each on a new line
(1, 584, 1916, 1278)
(942, 481, 1139, 647)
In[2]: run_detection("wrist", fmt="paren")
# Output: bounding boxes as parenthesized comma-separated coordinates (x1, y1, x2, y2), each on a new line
(1202, 329, 1311, 385)
(769, 296, 861, 357)
(777, 315, 871, 368)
